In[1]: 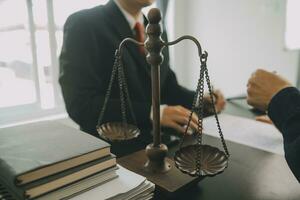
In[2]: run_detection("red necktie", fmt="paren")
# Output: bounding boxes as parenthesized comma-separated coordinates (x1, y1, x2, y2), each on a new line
(134, 22, 145, 54)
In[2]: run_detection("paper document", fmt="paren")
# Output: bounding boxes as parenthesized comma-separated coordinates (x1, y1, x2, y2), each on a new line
(203, 114, 284, 155)
(71, 165, 154, 200)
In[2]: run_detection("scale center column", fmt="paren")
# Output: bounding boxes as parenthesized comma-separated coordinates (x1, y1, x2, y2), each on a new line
(144, 8, 170, 173)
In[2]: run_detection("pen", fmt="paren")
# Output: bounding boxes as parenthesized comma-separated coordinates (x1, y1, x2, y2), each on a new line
(226, 95, 247, 101)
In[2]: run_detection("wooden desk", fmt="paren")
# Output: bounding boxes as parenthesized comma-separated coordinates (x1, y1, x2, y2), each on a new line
(119, 100, 300, 200)
(162, 134, 300, 200)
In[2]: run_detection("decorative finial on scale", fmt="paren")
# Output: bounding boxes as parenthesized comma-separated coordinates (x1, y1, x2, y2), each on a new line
(147, 8, 161, 24)
(145, 8, 164, 67)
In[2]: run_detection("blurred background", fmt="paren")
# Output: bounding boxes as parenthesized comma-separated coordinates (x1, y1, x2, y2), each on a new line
(0, 0, 299, 127)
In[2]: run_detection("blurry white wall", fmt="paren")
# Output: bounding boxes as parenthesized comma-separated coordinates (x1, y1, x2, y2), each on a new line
(285, 0, 300, 50)
(168, 0, 299, 97)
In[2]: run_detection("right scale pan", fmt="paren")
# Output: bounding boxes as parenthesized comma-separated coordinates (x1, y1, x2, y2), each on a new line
(174, 144, 228, 177)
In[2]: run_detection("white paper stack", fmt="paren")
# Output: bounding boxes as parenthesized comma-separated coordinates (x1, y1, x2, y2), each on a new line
(203, 113, 284, 155)
(37, 167, 118, 200)
(70, 165, 155, 200)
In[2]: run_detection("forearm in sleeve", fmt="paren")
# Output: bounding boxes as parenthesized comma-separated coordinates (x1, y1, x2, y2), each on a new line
(268, 87, 300, 182)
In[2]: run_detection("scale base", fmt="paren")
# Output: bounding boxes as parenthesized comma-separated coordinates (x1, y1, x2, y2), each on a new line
(144, 143, 171, 173)
(117, 150, 203, 197)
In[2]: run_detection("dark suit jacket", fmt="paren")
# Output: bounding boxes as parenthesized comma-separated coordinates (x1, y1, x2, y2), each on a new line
(268, 87, 300, 182)
(59, 0, 195, 154)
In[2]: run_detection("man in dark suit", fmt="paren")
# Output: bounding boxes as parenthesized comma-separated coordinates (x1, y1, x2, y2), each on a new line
(59, 0, 225, 156)
(247, 69, 300, 182)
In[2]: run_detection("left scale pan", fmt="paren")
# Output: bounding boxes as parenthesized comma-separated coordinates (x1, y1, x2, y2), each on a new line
(97, 122, 140, 142)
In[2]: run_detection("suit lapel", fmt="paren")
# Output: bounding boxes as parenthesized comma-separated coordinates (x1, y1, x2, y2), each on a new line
(103, 0, 151, 76)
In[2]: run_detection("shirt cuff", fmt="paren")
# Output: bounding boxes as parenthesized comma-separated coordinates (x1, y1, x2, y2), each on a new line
(150, 105, 167, 121)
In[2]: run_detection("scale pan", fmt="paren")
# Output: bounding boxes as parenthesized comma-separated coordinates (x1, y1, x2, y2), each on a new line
(174, 144, 228, 177)
(97, 122, 140, 142)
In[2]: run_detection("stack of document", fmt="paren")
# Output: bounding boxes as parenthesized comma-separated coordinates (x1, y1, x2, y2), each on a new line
(203, 114, 284, 155)
(71, 165, 155, 200)
(0, 121, 117, 200)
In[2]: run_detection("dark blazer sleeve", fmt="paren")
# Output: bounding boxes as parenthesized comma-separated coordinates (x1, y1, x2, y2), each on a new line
(161, 69, 195, 109)
(59, 14, 151, 136)
(268, 87, 300, 182)
(160, 31, 195, 109)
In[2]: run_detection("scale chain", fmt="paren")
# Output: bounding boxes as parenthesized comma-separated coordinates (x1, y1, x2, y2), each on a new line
(119, 58, 138, 125)
(179, 69, 202, 149)
(97, 51, 119, 126)
(117, 56, 127, 124)
(203, 63, 230, 157)
(196, 65, 205, 176)
(179, 59, 206, 149)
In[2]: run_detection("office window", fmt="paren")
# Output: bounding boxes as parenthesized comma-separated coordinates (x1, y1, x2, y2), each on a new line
(0, 0, 160, 126)
(0, 0, 108, 126)
(285, 0, 300, 50)
(0, 0, 36, 108)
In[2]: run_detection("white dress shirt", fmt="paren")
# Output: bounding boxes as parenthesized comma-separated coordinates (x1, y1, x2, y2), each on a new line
(114, 0, 144, 30)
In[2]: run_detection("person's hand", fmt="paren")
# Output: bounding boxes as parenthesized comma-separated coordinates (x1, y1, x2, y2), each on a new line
(213, 89, 226, 113)
(255, 115, 273, 124)
(203, 89, 226, 114)
(247, 69, 292, 111)
(161, 105, 198, 134)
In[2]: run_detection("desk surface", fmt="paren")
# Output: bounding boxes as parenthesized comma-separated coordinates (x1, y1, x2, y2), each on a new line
(160, 134, 300, 200)
(224, 98, 258, 118)
(171, 100, 299, 199)
(123, 100, 300, 200)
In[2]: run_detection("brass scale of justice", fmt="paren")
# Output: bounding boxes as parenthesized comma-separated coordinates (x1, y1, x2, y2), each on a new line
(97, 8, 230, 177)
